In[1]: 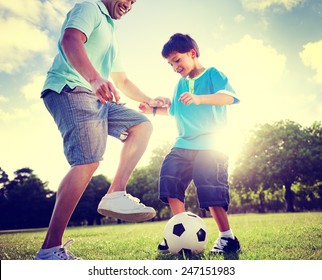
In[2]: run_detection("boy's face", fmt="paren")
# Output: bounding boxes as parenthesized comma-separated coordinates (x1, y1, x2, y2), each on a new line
(104, 0, 136, 20)
(166, 50, 196, 78)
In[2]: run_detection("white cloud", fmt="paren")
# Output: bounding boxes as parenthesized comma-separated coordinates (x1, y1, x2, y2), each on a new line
(0, 107, 32, 122)
(0, 17, 51, 73)
(234, 14, 245, 23)
(21, 74, 46, 100)
(299, 40, 322, 85)
(241, 0, 305, 11)
(0, 0, 69, 27)
(0, 0, 72, 74)
(204, 35, 286, 89)
(40, 0, 71, 31)
(203, 35, 287, 127)
(0, 0, 42, 24)
(0, 95, 9, 103)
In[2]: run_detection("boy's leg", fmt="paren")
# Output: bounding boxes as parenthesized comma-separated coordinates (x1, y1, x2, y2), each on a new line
(41, 162, 99, 249)
(157, 148, 193, 253)
(159, 148, 193, 213)
(193, 150, 241, 253)
(210, 206, 241, 253)
(209, 206, 230, 232)
(168, 197, 185, 215)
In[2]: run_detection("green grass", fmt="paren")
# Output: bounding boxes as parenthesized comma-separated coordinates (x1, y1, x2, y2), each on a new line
(1, 212, 321, 260)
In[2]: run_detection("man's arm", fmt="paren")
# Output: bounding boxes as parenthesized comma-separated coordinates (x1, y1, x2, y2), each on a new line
(110, 72, 152, 104)
(110, 72, 169, 108)
(61, 28, 119, 104)
(139, 103, 170, 116)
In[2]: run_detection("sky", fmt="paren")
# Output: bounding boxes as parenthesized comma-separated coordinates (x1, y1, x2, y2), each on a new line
(0, 0, 321, 191)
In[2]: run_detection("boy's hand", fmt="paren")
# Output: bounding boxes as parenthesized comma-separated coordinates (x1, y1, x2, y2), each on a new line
(139, 102, 153, 114)
(179, 92, 200, 105)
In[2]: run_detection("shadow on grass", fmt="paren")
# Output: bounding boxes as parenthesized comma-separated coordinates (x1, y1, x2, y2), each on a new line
(155, 251, 240, 260)
(0, 228, 47, 235)
(223, 252, 240, 260)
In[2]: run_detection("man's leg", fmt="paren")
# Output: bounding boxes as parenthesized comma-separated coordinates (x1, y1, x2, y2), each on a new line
(41, 162, 99, 249)
(97, 121, 156, 222)
(108, 121, 153, 193)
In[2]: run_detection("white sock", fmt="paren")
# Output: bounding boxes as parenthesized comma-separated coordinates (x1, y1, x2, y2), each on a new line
(39, 245, 61, 253)
(219, 229, 234, 239)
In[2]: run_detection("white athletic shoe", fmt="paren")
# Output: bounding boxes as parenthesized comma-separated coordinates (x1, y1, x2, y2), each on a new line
(97, 191, 156, 222)
(34, 240, 81, 260)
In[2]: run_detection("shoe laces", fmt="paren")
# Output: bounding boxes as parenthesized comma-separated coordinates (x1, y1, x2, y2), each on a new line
(54, 240, 81, 260)
(125, 193, 143, 205)
(213, 237, 229, 250)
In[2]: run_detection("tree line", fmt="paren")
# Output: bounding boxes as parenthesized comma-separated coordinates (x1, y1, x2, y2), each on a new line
(0, 120, 321, 230)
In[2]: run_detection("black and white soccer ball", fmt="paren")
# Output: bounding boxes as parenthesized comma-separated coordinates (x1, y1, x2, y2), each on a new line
(163, 212, 208, 254)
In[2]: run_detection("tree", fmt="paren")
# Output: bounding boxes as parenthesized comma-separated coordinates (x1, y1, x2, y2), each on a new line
(127, 142, 208, 220)
(0, 167, 9, 186)
(0, 167, 55, 229)
(231, 120, 322, 213)
(127, 142, 172, 220)
(71, 175, 111, 225)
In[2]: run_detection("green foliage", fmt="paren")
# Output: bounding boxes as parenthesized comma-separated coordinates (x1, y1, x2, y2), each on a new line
(1, 212, 321, 260)
(1, 120, 321, 230)
(71, 175, 111, 226)
(127, 142, 172, 219)
(231, 120, 322, 213)
(0, 167, 55, 229)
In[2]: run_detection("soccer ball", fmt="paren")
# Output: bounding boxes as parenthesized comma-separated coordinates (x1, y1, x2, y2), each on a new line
(163, 212, 208, 255)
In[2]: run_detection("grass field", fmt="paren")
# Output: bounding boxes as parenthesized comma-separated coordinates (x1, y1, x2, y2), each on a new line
(0, 212, 321, 260)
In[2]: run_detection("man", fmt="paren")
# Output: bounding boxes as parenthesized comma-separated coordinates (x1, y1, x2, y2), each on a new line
(35, 0, 159, 260)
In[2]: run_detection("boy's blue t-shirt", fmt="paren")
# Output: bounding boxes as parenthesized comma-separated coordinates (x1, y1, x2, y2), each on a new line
(42, 1, 123, 94)
(169, 67, 239, 150)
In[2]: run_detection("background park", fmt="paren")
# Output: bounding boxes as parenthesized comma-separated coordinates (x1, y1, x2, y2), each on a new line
(1, 0, 322, 260)
(1, 119, 321, 260)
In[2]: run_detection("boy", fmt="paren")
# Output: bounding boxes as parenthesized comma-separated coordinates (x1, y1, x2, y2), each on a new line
(140, 33, 241, 254)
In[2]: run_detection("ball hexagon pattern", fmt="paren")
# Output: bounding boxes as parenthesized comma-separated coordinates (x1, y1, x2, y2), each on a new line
(163, 212, 208, 254)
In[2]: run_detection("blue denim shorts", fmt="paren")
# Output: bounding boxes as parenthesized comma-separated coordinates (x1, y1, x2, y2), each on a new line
(159, 148, 230, 211)
(42, 85, 149, 166)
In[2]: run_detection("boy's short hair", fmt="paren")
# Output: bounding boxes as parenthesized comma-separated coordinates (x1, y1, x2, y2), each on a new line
(162, 33, 200, 58)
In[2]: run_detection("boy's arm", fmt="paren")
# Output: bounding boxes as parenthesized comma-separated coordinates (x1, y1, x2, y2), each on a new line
(179, 92, 234, 106)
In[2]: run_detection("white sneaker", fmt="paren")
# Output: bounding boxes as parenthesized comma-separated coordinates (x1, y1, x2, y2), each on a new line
(34, 240, 81, 260)
(97, 191, 156, 222)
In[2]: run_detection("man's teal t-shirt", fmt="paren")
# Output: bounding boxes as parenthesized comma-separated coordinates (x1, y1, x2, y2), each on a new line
(42, 1, 123, 94)
(169, 67, 239, 150)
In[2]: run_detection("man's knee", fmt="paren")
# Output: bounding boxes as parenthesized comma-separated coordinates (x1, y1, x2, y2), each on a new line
(129, 121, 153, 137)
(74, 161, 100, 173)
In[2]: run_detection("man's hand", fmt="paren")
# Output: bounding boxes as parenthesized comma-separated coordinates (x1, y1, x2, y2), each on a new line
(91, 78, 120, 104)
(139, 96, 171, 115)
(148, 97, 171, 108)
